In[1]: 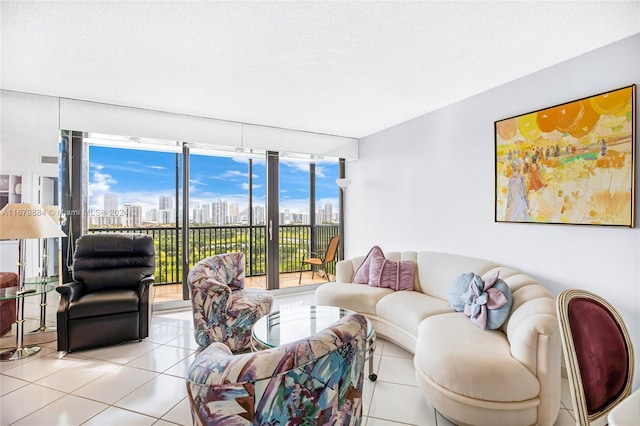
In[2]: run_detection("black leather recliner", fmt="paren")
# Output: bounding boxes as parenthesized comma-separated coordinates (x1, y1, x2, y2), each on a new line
(56, 233, 155, 352)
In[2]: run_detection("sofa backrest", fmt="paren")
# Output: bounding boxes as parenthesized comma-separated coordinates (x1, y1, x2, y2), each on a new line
(415, 251, 498, 300)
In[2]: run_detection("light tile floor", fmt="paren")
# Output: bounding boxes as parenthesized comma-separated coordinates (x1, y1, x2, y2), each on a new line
(1, 291, 578, 426)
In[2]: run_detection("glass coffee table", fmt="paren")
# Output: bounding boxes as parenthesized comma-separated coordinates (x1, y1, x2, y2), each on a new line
(0, 283, 55, 361)
(251, 305, 377, 381)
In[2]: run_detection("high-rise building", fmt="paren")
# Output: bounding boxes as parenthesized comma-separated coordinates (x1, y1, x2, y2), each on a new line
(146, 208, 158, 223)
(159, 195, 172, 210)
(191, 202, 212, 224)
(252, 205, 265, 225)
(200, 203, 211, 223)
(123, 204, 142, 227)
(324, 202, 334, 224)
(100, 192, 121, 226)
(158, 195, 173, 225)
(212, 199, 228, 225)
(228, 202, 239, 224)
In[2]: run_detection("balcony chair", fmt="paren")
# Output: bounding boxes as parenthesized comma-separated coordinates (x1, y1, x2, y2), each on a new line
(299, 234, 340, 284)
(186, 313, 367, 425)
(56, 233, 155, 352)
(556, 289, 634, 426)
(187, 252, 273, 352)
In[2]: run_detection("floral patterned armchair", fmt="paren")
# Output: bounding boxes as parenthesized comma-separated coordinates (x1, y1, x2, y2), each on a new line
(186, 313, 367, 425)
(187, 252, 273, 352)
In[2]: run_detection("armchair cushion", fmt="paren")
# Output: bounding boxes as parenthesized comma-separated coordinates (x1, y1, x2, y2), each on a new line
(67, 289, 139, 319)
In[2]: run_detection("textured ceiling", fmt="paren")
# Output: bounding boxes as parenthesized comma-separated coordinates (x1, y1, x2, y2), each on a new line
(1, 1, 639, 138)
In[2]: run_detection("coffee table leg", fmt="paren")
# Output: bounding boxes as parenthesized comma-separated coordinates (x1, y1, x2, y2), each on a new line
(368, 331, 377, 381)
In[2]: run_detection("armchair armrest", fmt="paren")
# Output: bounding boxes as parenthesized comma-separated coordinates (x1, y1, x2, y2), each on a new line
(56, 281, 86, 303)
(139, 275, 154, 293)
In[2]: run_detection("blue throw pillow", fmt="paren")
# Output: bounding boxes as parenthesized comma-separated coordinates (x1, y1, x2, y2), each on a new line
(449, 271, 513, 330)
(447, 272, 475, 312)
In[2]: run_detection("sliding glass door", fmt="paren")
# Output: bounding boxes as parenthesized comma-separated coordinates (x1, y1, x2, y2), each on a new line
(73, 132, 344, 305)
(85, 139, 183, 304)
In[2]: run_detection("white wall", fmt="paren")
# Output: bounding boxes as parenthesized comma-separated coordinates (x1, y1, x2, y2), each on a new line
(0, 91, 60, 275)
(348, 34, 640, 387)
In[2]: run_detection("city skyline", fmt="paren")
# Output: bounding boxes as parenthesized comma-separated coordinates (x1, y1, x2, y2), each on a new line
(89, 193, 337, 227)
(88, 145, 341, 226)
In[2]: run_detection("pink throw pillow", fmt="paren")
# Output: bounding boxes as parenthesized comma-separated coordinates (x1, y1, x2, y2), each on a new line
(370, 258, 415, 291)
(353, 246, 384, 284)
(368, 248, 387, 287)
(353, 246, 415, 291)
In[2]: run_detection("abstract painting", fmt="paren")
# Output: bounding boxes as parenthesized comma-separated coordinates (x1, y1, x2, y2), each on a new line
(495, 85, 636, 226)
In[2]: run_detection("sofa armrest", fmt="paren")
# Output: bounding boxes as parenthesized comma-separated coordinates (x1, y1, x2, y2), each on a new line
(503, 285, 561, 426)
(336, 259, 355, 283)
(505, 297, 559, 372)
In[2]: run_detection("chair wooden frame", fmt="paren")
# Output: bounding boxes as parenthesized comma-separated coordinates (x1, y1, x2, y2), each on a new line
(298, 235, 340, 284)
(556, 289, 634, 426)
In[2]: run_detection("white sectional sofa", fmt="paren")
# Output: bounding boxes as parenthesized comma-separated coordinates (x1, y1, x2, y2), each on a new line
(315, 251, 561, 426)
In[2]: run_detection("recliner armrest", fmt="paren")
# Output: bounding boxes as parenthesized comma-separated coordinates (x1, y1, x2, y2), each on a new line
(56, 281, 86, 302)
(140, 275, 154, 290)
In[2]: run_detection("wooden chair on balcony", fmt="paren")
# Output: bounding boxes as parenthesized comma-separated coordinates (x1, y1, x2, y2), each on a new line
(299, 235, 340, 284)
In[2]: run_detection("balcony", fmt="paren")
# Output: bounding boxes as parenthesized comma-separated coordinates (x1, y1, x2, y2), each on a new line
(87, 224, 339, 300)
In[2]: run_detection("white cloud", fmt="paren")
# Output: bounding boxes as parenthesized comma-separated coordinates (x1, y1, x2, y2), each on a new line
(213, 170, 250, 180)
(88, 169, 116, 209)
(241, 183, 263, 191)
(315, 165, 327, 178)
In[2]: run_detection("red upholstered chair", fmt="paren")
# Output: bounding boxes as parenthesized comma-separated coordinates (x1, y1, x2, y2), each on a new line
(0, 272, 18, 336)
(556, 289, 634, 426)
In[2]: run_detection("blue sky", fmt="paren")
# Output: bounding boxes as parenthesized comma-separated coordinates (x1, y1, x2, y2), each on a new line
(88, 145, 339, 213)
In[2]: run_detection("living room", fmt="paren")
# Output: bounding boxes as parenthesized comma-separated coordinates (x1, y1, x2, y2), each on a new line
(1, 2, 639, 425)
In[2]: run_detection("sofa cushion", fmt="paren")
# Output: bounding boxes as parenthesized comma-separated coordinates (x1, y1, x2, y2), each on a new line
(314, 282, 393, 315)
(415, 313, 540, 403)
(376, 291, 452, 336)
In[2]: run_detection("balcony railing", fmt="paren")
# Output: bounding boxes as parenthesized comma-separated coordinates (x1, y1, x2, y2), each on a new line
(88, 224, 339, 285)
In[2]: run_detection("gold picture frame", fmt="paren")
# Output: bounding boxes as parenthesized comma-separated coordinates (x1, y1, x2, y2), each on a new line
(495, 85, 636, 227)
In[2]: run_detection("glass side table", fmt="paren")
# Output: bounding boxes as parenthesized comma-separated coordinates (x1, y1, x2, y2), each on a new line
(0, 283, 55, 361)
(24, 276, 59, 333)
(251, 305, 378, 381)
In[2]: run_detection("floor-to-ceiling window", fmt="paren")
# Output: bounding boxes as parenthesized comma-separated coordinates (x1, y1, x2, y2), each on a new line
(69, 132, 344, 305)
(85, 136, 183, 304)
